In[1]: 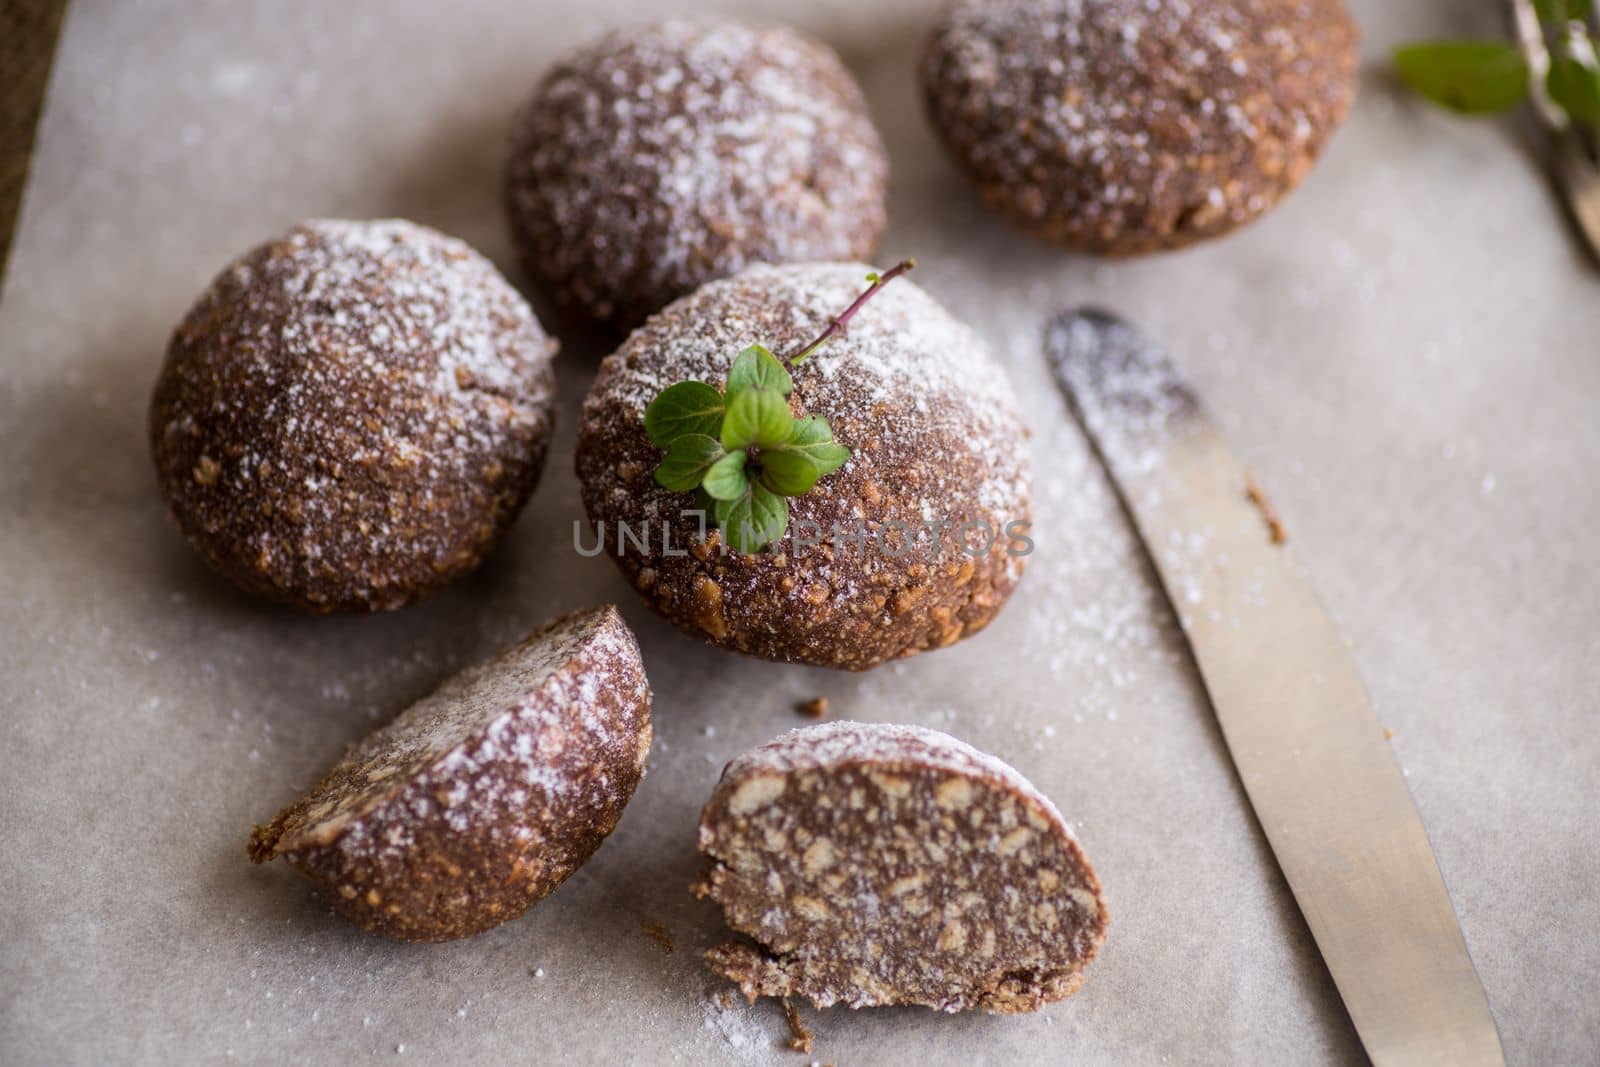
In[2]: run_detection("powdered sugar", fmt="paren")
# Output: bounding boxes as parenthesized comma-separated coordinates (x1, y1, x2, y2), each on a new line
(507, 18, 887, 325)
(152, 218, 558, 610)
(576, 262, 1033, 668)
(599, 262, 1029, 517)
(1045, 308, 1197, 478)
(260, 606, 647, 858)
(196, 217, 553, 481)
(923, 0, 1359, 249)
(699, 989, 774, 1056)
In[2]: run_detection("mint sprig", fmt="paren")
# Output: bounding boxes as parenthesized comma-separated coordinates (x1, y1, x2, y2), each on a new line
(641, 261, 915, 554)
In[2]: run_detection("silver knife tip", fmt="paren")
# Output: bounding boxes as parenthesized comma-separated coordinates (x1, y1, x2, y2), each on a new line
(1046, 307, 1200, 466)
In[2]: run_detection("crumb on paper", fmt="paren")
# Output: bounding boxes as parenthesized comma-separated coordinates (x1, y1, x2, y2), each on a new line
(781, 998, 814, 1054)
(1383, 727, 1395, 741)
(796, 696, 829, 719)
(1243, 474, 1287, 544)
(642, 920, 675, 954)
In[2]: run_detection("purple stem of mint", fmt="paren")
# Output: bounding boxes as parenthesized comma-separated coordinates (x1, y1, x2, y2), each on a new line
(783, 259, 916, 366)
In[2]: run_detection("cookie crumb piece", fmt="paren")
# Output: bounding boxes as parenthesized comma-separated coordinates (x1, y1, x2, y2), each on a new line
(1244, 474, 1288, 545)
(642, 920, 675, 954)
(781, 998, 814, 1053)
(796, 697, 829, 719)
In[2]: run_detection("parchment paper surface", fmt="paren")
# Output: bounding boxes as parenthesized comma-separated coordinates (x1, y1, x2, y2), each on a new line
(2, 1, 1596, 1063)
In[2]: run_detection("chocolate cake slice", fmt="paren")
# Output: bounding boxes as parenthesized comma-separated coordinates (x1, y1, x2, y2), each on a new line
(249, 606, 652, 942)
(694, 722, 1107, 1012)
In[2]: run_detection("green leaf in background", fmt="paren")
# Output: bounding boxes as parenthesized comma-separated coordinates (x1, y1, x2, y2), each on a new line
(702, 450, 750, 501)
(653, 434, 724, 492)
(1534, 0, 1592, 23)
(1394, 41, 1531, 115)
(1547, 56, 1600, 123)
(717, 483, 789, 553)
(721, 388, 794, 451)
(725, 344, 793, 397)
(644, 381, 723, 447)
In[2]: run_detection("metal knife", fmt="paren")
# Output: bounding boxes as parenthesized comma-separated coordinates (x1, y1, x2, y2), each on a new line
(1047, 310, 1504, 1067)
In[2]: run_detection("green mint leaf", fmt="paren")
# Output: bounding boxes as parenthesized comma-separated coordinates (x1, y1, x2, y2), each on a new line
(644, 381, 724, 447)
(703, 450, 750, 501)
(801, 441, 851, 476)
(721, 388, 794, 450)
(653, 434, 724, 492)
(758, 449, 824, 496)
(777, 417, 852, 473)
(718, 483, 789, 553)
(757, 416, 853, 495)
(726, 344, 794, 397)
(1547, 56, 1600, 123)
(785, 416, 832, 446)
(1394, 41, 1530, 115)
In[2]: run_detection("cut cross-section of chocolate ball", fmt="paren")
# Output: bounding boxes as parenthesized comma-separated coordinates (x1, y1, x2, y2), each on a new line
(248, 606, 652, 942)
(694, 722, 1108, 1013)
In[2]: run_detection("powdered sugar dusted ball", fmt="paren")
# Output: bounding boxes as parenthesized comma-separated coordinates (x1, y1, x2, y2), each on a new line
(695, 721, 1108, 1011)
(575, 262, 1031, 671)
(505, 19, 889, 329)
(150, 219, 558, 613)
(248, 606, 652, 942)
(921, 0, 1359, 253)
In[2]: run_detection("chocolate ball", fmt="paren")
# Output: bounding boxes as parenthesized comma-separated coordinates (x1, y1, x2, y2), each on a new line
(576, 262, 1031, 671)
(506, 19, 890, 329)
(922, 0, 1359, 253)
(150, 219, 557, 612)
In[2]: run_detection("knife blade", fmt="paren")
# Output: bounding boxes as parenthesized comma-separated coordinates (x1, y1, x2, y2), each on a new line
(1047, 309, 1504, 1067)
